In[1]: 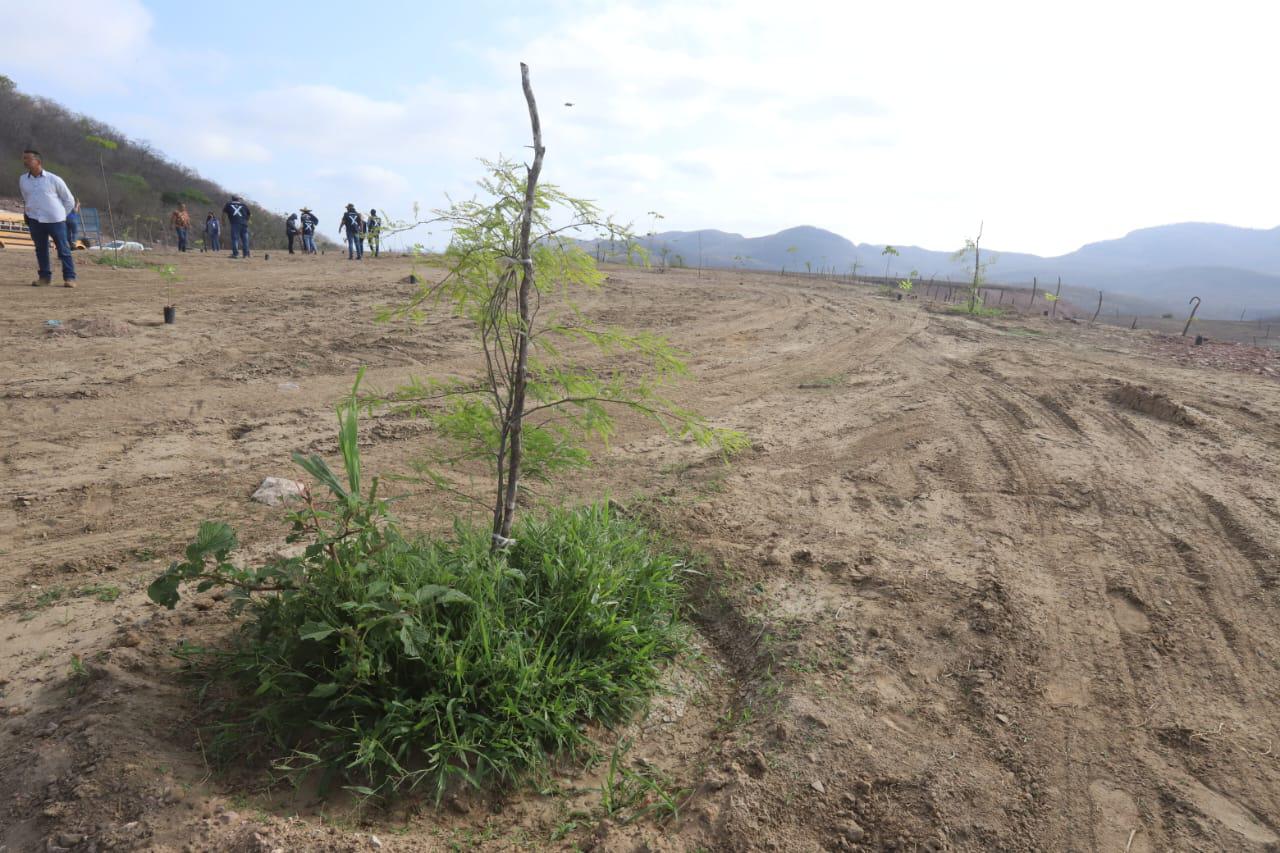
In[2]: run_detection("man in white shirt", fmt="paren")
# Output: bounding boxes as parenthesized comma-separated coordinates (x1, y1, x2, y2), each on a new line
(18, 148, 78, 287)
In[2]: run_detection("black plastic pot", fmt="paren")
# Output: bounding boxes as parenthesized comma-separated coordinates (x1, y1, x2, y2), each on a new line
(164, 306, 176, 324)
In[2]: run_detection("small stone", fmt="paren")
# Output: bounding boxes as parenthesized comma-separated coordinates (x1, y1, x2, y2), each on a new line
(250, 477, 306, 506)
(995, 713, 1010, 725)
(218, 811, 238, 824)
(445, 795, 469, 815)
(370, 835, 383, 849)
(839, 821, 866, 843)
(112, 630, 141, 648)
(810, 780, 826, 794)
(57, 834, 85, 847)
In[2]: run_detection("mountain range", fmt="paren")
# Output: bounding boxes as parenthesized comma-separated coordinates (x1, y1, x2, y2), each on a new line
(615, 223, 1280, 320)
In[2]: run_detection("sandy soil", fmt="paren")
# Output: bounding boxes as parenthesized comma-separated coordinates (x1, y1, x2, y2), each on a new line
(1, 247, 1279, 852)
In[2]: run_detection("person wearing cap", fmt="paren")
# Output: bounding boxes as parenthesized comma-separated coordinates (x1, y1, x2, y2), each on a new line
(285, 212, 300, 254)
(222, 194, 251, 258)
(18, 148, 78, 287)
(338, 203, 364, 260)
(299, 207, 318, 254)
(366, 208, 382, 258)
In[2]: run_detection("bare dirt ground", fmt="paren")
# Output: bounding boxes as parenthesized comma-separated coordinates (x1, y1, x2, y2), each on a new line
(2, 248, 1279, 852)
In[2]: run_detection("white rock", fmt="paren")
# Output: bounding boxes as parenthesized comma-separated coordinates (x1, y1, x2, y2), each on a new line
(251, 477, 306, 506)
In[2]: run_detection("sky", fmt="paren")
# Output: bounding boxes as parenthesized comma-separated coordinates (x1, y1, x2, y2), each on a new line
(3, 0, 1278, 255)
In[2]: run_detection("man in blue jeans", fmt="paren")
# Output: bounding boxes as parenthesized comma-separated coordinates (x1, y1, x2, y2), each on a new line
(222, 195, 252, 258)
(18, 148, 77, 287)
(300, 208, 318, 254)
(339, 203, 363, 260)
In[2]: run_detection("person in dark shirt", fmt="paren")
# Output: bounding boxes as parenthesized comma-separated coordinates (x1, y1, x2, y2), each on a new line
(286, 212, 299, 254)
(339, 203, 363, 260)
(222, 195, 251, 258)
(300, 207, 318, 254)
(204, 212, 221, 251)
(366, 208, 381, 258)
(66, 202, 82, 247)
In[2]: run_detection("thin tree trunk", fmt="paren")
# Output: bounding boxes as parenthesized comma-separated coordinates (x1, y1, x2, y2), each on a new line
(1182, 297, 1201, 337)
(1051, 277, 1061, 319)
(495, 62, 546, 546)
(969, 222, 983, 312)
(1092, 290, 1103, 324)
(98, 154, 118, 245)
(1030, 277, 1038, 308)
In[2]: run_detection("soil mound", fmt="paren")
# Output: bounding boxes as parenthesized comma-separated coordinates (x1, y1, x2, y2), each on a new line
(1110, 383, 1195, 425)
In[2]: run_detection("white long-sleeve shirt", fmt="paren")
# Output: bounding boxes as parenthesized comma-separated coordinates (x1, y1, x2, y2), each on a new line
(19, 169, 76, 223)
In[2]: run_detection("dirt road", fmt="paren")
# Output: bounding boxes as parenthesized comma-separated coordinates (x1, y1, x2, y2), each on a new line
(2, 249, 1278, 851)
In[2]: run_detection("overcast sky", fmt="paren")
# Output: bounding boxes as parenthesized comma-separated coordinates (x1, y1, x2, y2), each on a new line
(4, 0, 1277, 254)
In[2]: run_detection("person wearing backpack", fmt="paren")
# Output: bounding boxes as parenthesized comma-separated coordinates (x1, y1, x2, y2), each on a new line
(339, 203, 363, 260)
(299, 207, 318, 254)
(366, 208, 382, 258)
(222, 195, 251, 258)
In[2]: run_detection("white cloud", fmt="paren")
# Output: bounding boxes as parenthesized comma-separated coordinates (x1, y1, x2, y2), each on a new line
(0, 0, 155, 91)
(189, 133, 272, 164)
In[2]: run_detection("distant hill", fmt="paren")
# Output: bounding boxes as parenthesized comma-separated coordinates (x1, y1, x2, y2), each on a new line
(608, 222, 1280, 320)
(0, 75, 295, 249)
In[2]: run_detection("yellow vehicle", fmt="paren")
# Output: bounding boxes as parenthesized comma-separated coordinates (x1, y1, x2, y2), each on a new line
(0, 210, 34, 249)
(0, 210, 91, 250)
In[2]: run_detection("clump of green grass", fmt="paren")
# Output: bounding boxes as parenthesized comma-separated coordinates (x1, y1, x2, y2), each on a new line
(93, 253, 149, 269)
(150, 404, 687, 802)
(945, 304, 1006, 318)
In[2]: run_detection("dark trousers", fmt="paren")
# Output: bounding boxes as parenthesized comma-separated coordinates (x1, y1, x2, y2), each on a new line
(230, 222, 250, 257)
(29, 219, 76, 282)
(287, 232, 297, 253)
(207, 230, 221, 251)
(175, 227, 188, 251)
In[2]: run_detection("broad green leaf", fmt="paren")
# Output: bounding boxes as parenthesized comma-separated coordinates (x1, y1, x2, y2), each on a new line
(299, 622, 336, 641)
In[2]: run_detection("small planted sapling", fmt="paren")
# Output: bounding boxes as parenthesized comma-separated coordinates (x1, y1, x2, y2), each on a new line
(371, 63, 746, 548)
(85, 133, 120, 246)
(881, 245, 899, 280)
(950, 223, 996, 314)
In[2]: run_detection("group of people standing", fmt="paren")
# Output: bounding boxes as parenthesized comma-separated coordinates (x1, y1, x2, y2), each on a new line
(169, 196, 254, 257)
(175, 201, 382, 259)
(18, 142, 390, 289)
(284, 208, 321, 255)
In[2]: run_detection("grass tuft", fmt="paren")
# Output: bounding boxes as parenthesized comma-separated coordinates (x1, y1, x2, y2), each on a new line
(152, 400, 686, 802)
(186, 505, 686, 801)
